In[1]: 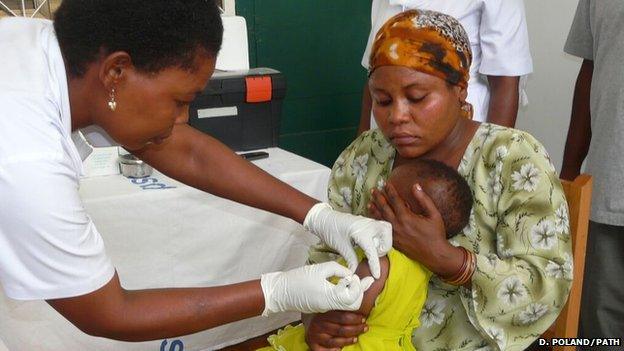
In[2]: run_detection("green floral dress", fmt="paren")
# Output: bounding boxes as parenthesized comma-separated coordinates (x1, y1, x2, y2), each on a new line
(314, 123, 572, 351)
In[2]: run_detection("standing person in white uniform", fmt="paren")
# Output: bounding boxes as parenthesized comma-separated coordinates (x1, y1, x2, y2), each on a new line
(0, 0, 392, 342)
(357, 0, 533, 133)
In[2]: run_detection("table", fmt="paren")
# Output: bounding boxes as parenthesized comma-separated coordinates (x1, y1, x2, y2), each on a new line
(0, 148, 329, 351)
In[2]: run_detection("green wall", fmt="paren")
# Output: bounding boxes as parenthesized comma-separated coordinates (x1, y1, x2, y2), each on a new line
(236, 1, 370, 167)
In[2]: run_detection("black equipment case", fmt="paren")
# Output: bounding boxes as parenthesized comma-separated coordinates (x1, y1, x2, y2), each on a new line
(188, 68, 286, 151)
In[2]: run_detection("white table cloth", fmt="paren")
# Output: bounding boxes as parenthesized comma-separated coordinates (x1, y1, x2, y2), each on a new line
(0, 148, 329, 351)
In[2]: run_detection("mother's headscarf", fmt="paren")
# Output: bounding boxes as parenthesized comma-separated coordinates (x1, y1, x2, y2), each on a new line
(369, 9, 472, 88)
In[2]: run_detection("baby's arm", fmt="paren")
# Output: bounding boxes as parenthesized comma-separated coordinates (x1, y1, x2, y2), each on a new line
(300, 256, 389, 349)
(354, 255, 389, 316)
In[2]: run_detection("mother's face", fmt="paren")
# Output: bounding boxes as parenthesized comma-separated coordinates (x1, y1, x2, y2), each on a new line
(369, 66, 466, 159)
(95, 53, 216, 151)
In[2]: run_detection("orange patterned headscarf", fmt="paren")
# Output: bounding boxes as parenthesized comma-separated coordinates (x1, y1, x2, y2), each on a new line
(369, 9, 472, 88)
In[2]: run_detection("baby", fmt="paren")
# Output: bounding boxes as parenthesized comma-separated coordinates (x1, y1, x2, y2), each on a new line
(259, 159, 473, 351)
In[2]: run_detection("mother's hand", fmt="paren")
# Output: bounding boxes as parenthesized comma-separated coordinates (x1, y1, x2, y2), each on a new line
(369, 181, 460, 278)
(302, 311, 367, 351)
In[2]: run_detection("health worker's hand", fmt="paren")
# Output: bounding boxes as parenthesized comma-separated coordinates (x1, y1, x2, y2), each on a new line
(260, 262, 374, 316)
(303, 203, 392, 279)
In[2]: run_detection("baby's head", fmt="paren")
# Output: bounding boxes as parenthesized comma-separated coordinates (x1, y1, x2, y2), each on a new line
(387, 159, 473, 238)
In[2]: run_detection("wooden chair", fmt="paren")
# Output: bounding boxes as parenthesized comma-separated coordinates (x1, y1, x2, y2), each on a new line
(541, 174, 592, 351)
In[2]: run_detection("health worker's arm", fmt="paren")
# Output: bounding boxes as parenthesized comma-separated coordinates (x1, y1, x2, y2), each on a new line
(134, 123, 316, 223)
(133, 124, 392, 278)
(48, 261, 365, 341)
(48, 273, 264, 341)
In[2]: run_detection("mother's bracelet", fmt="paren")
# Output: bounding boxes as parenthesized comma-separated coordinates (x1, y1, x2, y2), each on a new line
(441, 247, 476, 286)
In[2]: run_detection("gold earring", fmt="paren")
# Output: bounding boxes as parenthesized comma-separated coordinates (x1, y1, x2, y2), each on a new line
(461, 102, 473, 120)
(108, 88, 117, 111)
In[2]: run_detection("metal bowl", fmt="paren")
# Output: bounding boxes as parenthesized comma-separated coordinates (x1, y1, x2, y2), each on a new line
(118, 154, 153, 178)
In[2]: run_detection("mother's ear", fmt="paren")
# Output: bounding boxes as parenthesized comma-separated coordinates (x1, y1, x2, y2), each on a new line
(452, 84, 468, 102)
(450, 84, 472, 119)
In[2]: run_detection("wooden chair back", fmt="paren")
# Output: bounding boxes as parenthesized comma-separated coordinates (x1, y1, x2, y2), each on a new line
(542, 174, 592, 351)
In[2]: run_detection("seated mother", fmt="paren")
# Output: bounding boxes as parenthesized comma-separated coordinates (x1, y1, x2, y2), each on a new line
(305, 10, 572, 351)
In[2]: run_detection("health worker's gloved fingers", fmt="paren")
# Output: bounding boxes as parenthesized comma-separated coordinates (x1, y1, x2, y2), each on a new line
(349, 219, 392, 279)
(341, 246, 360, 275)
(360, 276, 375, 292)
(333, 275, 365, 311)
(320, 261, 353, 280)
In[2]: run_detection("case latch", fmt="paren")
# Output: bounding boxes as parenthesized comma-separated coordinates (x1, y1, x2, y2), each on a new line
(245, 76, 273, 103)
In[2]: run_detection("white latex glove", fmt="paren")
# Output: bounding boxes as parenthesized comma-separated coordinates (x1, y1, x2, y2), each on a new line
(303, 202, 392, 278)
(260, 262, 375, 316)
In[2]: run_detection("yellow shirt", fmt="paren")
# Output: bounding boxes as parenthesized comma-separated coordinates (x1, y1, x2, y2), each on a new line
(258, 248, 432, 350)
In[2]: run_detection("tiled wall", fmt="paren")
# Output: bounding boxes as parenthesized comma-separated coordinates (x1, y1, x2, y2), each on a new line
(236, 1, 370, 167)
